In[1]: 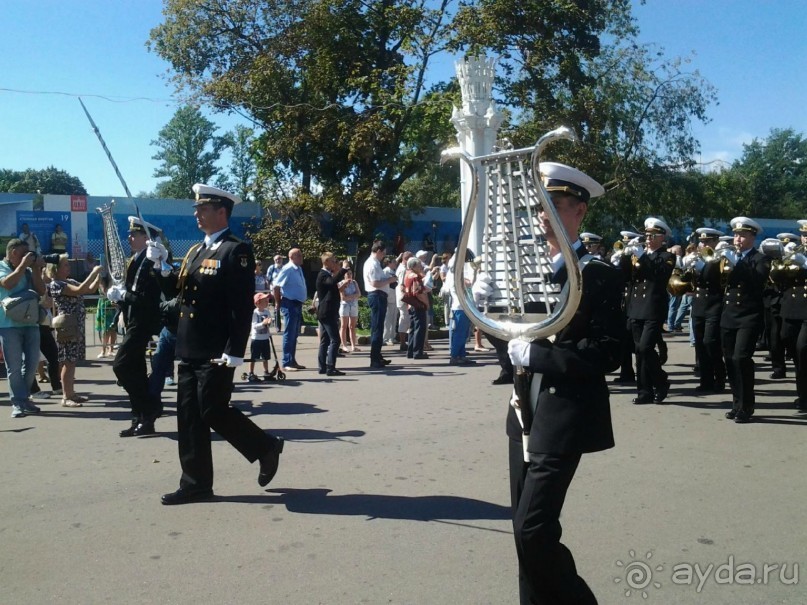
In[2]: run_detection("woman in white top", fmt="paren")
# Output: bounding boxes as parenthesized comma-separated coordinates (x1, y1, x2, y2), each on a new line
(338, 264, 361, 352)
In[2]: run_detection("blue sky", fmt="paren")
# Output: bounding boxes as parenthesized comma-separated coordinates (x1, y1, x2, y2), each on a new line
(2, 0, 806, 196)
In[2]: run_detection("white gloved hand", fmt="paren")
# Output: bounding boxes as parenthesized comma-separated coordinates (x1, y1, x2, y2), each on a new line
(784, 242, 798, 255)
(508, 339, 532, 368)
(610, 252, 622, 266)
(106, 285, 126, 303)
(715, 241, 729, 251)
(146, 240, 168, 263)
(211, 353, 244, 368)
(682, 253, 697, 270)
(631, 245, 645, 259)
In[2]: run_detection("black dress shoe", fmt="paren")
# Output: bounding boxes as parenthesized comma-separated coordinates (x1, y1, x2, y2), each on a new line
(612, 376, 636, 384)
(632, 396, 654, 405)
(370, 361, 385, 369)
(133, 420, 156, 436)
(161, 487, 215, 505)
(381, 358, 392, 365)
(769, 370, 786, 379)
(725, 410, 737, 420)
(654, 380, 670, 403)
(318, 369, 326, 375)
(734, 412, 751, 424)
(326, 369, 345, 376)
(258, 439, 285, 487)
(289, 362, 307, 370)
(413, 353, 429, 359)
(492, 374, 514, 386)
(713, 383, 726, 394)
(119, 418, 140, 438)
(694, 384, 714, 393)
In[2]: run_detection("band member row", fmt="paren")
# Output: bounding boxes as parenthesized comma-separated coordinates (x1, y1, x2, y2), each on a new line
(720, 217, 770, 424)
(620, 217, 676, 404)
(772, 220, 807, 413)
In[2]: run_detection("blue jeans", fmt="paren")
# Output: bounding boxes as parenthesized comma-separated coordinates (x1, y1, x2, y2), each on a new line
(367, 292, 387, 362)
(149, 327, 177, 402)
(674, 294, 692, 330)
(667, 294, 681, 328)
(280, 298, 302, 367)
(0, 327, 40, 405)
(449, 309, 471, 358)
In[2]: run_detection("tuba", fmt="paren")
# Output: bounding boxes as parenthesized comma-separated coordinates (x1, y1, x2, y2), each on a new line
(96, 200, 127, 286)
(441, 127, 583, 460)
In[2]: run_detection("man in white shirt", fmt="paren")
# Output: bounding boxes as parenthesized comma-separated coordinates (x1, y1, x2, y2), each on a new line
(363, 241, 396, 368)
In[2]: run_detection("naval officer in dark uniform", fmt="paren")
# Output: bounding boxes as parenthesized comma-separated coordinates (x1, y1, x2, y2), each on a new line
(690, 227, 726, 393)
(506, 162, 623, 605)
(107, 217, 163, 437)
(720, 217, 770, 424)
(161, 184, 284, 505)
(611, 230, 642, 385)
(774, 221, 807, 413)
(622, 217, 676, 404)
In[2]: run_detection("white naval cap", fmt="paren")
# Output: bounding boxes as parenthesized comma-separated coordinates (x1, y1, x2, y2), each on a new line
(620, 230, 642, 242)
(127, 216, 161, 238)
(730, 216, 762, 235)
(415, 249, 429, 259)
(580, 232, 602, 244)
(695, 227, 723, 240)
(777, 232, 800, 243)
(798, 219, 807, 233)
(719, 235, 734, 242)
(192, 183, 242, 209)
(644, 217, 672, 236)
(539, 162, 605, 202)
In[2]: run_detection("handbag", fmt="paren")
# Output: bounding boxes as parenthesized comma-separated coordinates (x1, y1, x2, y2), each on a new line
(52, 313, 81, 344)
(1, 289, 41, 324)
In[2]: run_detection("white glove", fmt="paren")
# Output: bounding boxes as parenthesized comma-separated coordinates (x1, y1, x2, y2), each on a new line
(715, 241, 729, 251)
(682, 253, 697, 270)
(211, 353, 244, 368)
(146, 240, 168, 263)
(508, 339, 531, 368)
(106, 285, 126, 303)
(610, 252, 622, 266)
(784, 242, 798, 255)
(629, 245, 645, 259)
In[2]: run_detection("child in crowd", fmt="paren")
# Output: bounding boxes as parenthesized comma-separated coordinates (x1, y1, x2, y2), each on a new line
(247, 292, 273, 381)
(96, 274, 118, 358)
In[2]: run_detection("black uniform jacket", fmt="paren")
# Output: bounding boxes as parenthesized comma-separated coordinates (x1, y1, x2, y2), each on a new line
(506, 249, 624, 455)
(691, 261, 723, 319)
(315, 267, 349, 322)
(170, 230, 255, 361)
(720, 248, 770, 330)
(121, 251, 162, 334)
(624, 248, 676, 321)
(778, 267, 807, 321)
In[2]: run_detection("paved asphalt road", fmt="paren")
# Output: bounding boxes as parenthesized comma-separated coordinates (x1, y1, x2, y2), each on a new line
(2, 326, 804, 604)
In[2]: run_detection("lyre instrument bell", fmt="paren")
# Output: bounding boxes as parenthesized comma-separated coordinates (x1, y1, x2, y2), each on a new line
(96, 200, 127, 286)
(441, 126, 584, 461)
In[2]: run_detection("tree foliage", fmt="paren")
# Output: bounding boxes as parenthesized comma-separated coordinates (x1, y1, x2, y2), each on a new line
(0, 167, 87, 195)
(150, 0, 719, 246)
(151, 105, 226, 199)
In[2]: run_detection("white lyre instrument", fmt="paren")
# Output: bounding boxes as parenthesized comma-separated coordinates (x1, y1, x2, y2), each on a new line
(96, 200, 127, 287)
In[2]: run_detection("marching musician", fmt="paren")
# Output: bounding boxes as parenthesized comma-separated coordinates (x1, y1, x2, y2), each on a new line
(611, 230, 642, 385)
(762, 233, 796, 380)
(506, 163, 623, 604)
(689, 227, 726, 393)
(622, 218, 676, 404)
(580, 232, 603, 258)
(720, 217, 770, 424)
(107, 217, 163, 437)
(160, 184, 284, 505)
(775, 221, 807, 413)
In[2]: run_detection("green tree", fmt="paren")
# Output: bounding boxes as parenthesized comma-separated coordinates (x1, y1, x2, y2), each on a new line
(730, 128, 807, 219)
(151, 105, 226, 199)
(0, 167, 87, 195)
(216, 124, 265, 202)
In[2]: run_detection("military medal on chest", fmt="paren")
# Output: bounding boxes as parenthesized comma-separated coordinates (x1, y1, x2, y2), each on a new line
(201, 258, 221, 275)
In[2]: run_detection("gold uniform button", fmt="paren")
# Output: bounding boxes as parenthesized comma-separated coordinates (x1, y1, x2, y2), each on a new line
(180, 312, 184, 317)
(194, 286, 198, 291)
(548, 387, 556, 394)
(190, 313, 194, 319)
(192, 300, 196, 305)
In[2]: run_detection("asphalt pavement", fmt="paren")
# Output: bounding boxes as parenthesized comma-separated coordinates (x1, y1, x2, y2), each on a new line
(1, 325, 804, 604)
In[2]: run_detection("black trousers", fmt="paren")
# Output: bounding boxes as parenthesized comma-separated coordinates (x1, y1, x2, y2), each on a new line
(692, 315, 725, 388)
(781, 319, 807, 402)
(630, 319, 666, 399)
(407, 306, 427, 357)
(35, 326, 61, 391)
(617, 319, 635, 380)
(113, 325, 158, 420)
(176, 360, 279, 491)
(487, 333, 514, 379)
(317, 316, 341, 371)
(721, 325, 760, 415)
(509, 440, 598, 605)
(764, 307, 786, 374)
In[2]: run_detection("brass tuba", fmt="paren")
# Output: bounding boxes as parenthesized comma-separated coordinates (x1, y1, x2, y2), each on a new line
(96, 200, 127, 286)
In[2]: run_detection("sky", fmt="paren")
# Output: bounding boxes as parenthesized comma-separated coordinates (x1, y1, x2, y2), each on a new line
(1, 0, 806, 197)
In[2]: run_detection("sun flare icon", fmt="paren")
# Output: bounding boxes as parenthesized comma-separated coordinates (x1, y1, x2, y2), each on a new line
(614, 550, 664, 598)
